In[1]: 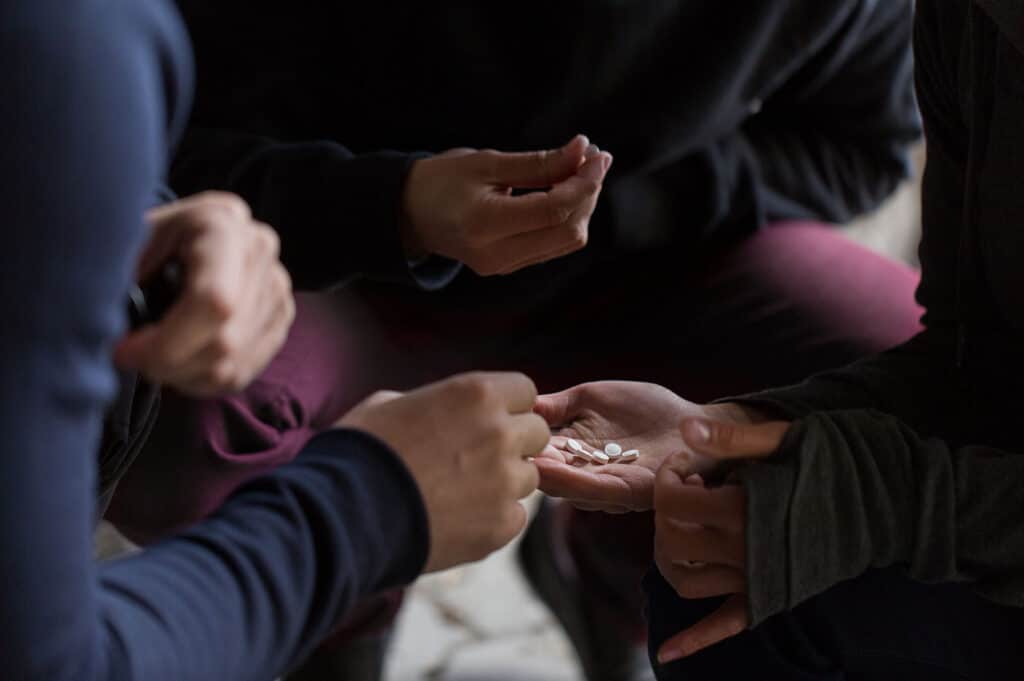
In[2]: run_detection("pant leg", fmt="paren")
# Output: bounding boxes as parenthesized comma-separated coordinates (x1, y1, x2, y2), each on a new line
(105, 292, 405, 542)
(645, 567, 1024, 681)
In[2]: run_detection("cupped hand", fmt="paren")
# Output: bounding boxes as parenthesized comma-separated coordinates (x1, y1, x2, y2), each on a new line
(653, 418, 790, 665)
(115, 192, 295, 397)
(533, 382, 756, 513)
(401, 135, 612, 276)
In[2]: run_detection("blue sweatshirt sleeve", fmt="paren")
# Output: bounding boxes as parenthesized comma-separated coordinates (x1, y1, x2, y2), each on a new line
(0, 3, 428, 680)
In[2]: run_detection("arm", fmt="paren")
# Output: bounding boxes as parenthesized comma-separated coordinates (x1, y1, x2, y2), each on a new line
(739, 409, 1024, 626)
(722, 0, 1020, 626)
(171, 128, 459, 291)
(724, 0, 967, 431)
(739, 0, 920, 224)
(602, 1, 920, 252)
(0, 4, 427, 679)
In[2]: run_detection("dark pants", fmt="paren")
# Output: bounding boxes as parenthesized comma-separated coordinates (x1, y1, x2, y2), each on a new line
(108, 222, 924, 647)
(646, 568, 1024, 681)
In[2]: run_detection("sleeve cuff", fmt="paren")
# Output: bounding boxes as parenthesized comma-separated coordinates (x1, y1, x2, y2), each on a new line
(290, 428, 431, 591)
(325, 150, 459, 291)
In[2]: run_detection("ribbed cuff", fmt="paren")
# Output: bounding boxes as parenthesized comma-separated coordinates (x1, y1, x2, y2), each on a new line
(293, 428, 431, 591)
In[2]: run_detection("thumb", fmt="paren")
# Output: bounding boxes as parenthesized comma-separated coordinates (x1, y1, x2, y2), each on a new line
(483, 135, 589, 188)
(533, 388, 581, 427)
(679, 418, 791, 461)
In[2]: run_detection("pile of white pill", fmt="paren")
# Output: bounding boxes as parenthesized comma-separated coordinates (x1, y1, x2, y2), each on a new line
(565, 438, 639, 465)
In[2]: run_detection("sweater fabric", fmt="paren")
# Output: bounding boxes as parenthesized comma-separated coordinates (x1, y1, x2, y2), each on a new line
(0, 2, 429, 679)
(730, 0, 1024, 627)
(170, 0, 921, 294)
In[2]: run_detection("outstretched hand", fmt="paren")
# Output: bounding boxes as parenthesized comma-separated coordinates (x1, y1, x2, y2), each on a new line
(533, 382, 756, 512)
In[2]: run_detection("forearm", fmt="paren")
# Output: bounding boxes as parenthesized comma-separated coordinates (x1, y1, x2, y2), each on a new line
(98, 431, 428, 680)
(171, 128, 458, 290)
(740, 409, 1024, 625)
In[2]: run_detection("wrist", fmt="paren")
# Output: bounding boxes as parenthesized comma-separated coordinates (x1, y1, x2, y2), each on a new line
(399, 158, 432, 261)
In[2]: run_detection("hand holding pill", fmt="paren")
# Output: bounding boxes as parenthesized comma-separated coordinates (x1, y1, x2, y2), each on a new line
(401, 135, 612, 276)
(339, 371, 549, 572)
(532, 382, 761, 513)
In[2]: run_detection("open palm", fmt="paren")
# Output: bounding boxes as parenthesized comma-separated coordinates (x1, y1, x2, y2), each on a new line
(534, 381, 721, 512)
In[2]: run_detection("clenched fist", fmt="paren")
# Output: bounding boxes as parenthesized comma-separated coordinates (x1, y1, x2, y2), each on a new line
(115, 192, 295, 396)
(341, 372, 550, 572)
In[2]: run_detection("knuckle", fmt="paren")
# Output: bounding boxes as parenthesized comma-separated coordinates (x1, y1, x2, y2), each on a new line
(200, 286, 234, 322)
(255, 223, 280, 256)
(546, 202, 574, 226)
(566, 223, 588, 249)
(534, 149, 553, 177)
(275, 265, 294, 297)
(712, 421, 739, 449)
(280, 292, 297, 328)
(208, 361, 239, 390)
(477, 149, 502, 178)
(206, 192, 252, 221)
(210, 331, 239, 360)
(450, 372, 493, 404)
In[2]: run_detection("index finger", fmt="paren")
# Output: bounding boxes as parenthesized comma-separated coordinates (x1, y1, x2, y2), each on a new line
(485, 154, 609, 239)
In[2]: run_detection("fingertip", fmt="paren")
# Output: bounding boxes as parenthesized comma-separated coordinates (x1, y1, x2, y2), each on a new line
(533, 391, 569, 425)
(657, 641, 687, 666)
(680, 419, 712, 448)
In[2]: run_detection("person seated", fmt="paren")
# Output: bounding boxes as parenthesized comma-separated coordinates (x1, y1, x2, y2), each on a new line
(533, 1, 1024, 678)
(0, 2, 548, 679)
(130, 2, 924, 679)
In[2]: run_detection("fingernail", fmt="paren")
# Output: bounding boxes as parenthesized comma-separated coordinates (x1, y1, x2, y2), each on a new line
(575, 134, 590, 149)
(602, 153, 614, 172)
(586, 143, 600, 156)
(682, 420, 711, 445)
(658, 646, 686, 665)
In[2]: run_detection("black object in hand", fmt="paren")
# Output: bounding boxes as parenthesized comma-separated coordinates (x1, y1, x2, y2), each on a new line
(127, 261, 183, 329)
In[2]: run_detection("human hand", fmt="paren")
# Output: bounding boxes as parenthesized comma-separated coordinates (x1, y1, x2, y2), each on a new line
(653, 418, 790, 664)
(340, 372, 549, 573)
(114, 192, 295, 397)
(533, 382, 758, 513)
(401, 135, 612, 276)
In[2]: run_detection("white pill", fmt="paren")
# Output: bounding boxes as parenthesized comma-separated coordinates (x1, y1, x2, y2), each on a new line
(591, 451, 611, 464)
(567, 438, 585, 453)
(605, 443, 622, 457)
(620, 450, 640, 463)
(573, 449, 595, 462)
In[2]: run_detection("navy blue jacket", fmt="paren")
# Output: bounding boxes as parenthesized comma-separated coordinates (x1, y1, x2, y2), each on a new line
(0, 2, 428, 679)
